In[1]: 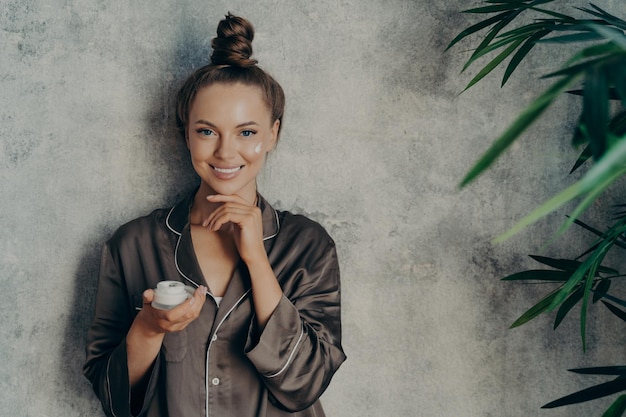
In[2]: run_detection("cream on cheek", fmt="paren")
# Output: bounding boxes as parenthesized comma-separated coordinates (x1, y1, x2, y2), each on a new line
(254, 142, 262, 154)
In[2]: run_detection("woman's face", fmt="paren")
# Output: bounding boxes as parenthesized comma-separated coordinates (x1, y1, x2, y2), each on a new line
(186, 82, 279, 201)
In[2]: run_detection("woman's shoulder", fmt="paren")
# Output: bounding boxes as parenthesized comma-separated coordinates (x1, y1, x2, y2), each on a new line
(107, 206, 173, 248)
(108, 192, 193, 245)
(275, 208, 335, 247)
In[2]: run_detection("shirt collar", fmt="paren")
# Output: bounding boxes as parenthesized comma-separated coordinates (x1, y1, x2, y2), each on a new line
(165, 190, 280, 241)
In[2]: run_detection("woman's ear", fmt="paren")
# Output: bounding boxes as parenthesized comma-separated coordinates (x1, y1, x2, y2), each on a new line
(269, 119, 280, 150)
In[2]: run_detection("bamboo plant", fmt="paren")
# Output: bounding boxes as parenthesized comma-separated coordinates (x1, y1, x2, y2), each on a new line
(448, 1, 626, 415)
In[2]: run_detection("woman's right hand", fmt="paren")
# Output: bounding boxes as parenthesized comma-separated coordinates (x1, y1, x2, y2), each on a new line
(127, 285, 207, 388)
(135, 286, 208, 337)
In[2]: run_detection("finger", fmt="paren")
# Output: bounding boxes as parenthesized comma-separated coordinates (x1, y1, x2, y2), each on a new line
(187, 286, 207, 317)
(163, 285, 207, 323)
(202, 203, 247, 228)
(142, 289, 155, 304)
(207, 194, 253, 206)
(190, 285, 207, 308)
(207, 209, 253, 232)
(205, 203, 258, 230)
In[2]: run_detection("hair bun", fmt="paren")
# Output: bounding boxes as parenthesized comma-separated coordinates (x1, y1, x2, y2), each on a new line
(210, 13, 258, 68)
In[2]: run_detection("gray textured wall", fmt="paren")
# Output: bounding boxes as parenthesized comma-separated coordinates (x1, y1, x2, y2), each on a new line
(1, 0, 625, 416)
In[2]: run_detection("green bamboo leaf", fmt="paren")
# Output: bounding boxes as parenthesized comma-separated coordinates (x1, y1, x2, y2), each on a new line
(530, 7, 576, 21)
(570, 144, 592, 173)
(542, 379, 626, 408)
(571, 367, 626, 376)
(586, 23, 626, 49)
(575, 123, 591, 147)
(485, 0, 532, 3)
(544, 55, 612, 78)
(460, 0, 558, 71)
(580, 261, 598, 350)
(462, 13, 520, 72)
(609, 111, 626, 136)
(569, 217, 601, 236)
(462, 38, 525, 91)
(502, 29, 551, 86)
(569, 218, 621, 248)
(510, 288, 561, 328)
(580, 4, 626, 31)
(562, 133, 626, 190)
(462, 30, 535, 71)
(575, 242, 602, 261)
(545, 22, 604, 33)
(548, 227, 620, 313)
(465, 3, 532, 13)
(554, 285, 583, 329)
(494, 135, 626, 242)
(558, 166, 626, 234)
(447, 11, 514, 51)
(564, 42, 623, 66)
(583, 67, 609, 158)
(494, 182, 582, 242)
(496, 21, 558, 41)
(528, 255, 619, 274)
(540, 32, 603, 43)
(573, 216, 626, 254)
(607, 65, 626, 107)
(602, 301, 626, 322)
(545, 260, 591, 311)
(502, 269, 571, 281)
(601, 394, 626, 417)
(602, 293, 626, 308)
(593, 279, 611, 303)
(461, 72, 579, 187)
(607, 133, 623, 153)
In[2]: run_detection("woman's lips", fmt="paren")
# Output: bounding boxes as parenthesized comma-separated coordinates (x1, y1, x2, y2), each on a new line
(211, 164, 243, 179)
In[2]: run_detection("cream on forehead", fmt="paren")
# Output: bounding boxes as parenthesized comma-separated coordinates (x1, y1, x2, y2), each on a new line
(254, 143, 262, 154)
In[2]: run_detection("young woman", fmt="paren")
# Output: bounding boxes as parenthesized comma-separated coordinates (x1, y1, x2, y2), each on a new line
(83, 13, 346, 417)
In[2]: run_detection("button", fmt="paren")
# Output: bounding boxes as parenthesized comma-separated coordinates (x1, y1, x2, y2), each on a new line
(211, 334, 218, 342)
(212, 377, 220, 386)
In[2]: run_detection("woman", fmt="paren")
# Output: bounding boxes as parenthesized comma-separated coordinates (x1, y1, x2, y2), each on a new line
(83, 13, 346, 417)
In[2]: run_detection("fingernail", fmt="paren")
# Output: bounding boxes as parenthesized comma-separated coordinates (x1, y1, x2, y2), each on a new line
(189, 297, 195, 306)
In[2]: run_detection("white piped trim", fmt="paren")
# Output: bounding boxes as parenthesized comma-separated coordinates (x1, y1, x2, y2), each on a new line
(165, 206, 180, 236)
(266, 322, 305, 378)
(205, 290, 251, 417)
(263, 208, 280, 241)
(166, 200, 280, 241)
(105, 356, 119, 417)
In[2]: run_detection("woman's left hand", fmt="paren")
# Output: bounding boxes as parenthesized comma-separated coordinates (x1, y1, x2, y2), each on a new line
(203, 194, 266, 264)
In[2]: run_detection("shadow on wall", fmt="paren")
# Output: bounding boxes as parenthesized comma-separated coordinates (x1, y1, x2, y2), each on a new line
(57, 22, 212, 411)
(61, 240, 106, 412)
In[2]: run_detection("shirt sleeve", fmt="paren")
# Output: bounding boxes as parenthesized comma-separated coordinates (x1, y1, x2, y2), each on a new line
(244, 240, 346, 411)
(83, 243, 161, 417)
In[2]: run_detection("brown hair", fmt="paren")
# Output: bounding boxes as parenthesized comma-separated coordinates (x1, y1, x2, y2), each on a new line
(175, 13, 285, 141)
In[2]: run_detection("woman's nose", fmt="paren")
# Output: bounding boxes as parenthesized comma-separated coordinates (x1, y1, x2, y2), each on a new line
(214, 135, 237, 159)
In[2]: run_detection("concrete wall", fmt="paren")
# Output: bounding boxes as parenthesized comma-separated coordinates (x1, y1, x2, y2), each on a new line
(1, 0, 624, 416)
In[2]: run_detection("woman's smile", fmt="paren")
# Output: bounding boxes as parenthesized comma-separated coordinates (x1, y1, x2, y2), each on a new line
(211, 164, 245, 179)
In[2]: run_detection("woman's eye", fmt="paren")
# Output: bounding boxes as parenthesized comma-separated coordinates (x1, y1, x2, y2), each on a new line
(197, 128, 214, 136)
(240, 130, 256, 137)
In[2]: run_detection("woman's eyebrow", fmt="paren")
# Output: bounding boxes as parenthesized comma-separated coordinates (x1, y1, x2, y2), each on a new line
(193, 119, 217, 127)
(193, 120, 259, 128)
(235, 121, 259, 128)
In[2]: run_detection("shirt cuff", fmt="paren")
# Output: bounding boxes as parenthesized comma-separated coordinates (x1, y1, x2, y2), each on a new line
(244, 295, 304, 378)
(105, 339, 161, 417)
